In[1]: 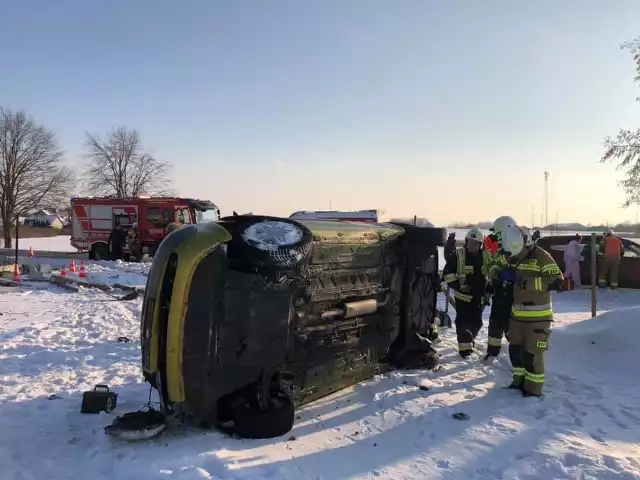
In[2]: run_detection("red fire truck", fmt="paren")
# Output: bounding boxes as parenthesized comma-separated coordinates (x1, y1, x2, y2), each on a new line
(70, 196, 220, 260)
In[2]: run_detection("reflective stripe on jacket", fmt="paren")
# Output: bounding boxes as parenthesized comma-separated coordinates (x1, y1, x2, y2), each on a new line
(511, 246, 563, 322)
(442, 247, 485, 303)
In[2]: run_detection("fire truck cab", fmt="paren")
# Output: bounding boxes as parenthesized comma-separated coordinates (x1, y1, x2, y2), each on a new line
(70, 196, 220, 260)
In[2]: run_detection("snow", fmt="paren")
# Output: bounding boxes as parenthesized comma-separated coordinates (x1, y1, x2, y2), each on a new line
(12, 235, 76, 252)
(1, 259, 640, 480)
(61, 260, 149, 289)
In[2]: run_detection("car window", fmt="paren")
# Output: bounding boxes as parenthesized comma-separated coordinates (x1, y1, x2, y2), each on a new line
(175, 208, 192, 224)
(148, 207, 174, 226)
(623, 243, 640, 258)
(147, 207, 162, 224)
(547, 242, 584, 252)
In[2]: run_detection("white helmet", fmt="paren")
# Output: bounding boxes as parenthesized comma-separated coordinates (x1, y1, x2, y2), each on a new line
(605, 227, 614, 235)
(500, 224, 525, 257)
(465, 227, 484, 243)
(491, 216, 517, 237)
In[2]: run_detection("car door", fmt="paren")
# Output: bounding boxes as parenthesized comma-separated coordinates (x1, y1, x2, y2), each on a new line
(616, 240, 640, 289)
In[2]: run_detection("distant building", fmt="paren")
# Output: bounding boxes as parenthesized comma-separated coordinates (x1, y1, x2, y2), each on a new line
(23, 210, 64, 229)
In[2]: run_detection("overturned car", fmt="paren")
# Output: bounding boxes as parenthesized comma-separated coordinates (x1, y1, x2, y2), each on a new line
(138, 215, 447, 439)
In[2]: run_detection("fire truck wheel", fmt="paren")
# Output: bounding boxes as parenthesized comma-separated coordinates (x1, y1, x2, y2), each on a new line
(90, 243, 110, 261)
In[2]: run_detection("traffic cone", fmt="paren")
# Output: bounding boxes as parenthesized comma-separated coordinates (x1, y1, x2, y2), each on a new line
(60, 265, 68, 277)
(70, 258, 77, 273)
(28, 246, 34, 259)
(79, 260, 88, 279)
(12, 264, 21, 283)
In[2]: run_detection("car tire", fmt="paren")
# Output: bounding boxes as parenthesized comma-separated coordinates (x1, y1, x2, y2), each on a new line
(390, 223, 448, 247)
(227, 216, 313, 269)
(226, 390, 295, 440)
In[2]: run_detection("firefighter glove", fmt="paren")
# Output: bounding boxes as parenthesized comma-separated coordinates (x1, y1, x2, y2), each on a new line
(497, 268, 518, 284)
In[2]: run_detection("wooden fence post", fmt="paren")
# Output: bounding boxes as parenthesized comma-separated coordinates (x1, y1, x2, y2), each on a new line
(591, 233, 597, 317)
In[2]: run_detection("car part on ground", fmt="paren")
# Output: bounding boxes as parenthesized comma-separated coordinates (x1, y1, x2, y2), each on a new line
(104, 409, 167, 441)
(132, 216, 447, 440)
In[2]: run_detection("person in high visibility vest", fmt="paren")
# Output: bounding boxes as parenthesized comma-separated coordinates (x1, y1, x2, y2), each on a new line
(442, 227, 486, 358)
(598, 228, 624, 289)
(499, 225, 564, 397)
(482, 218, 514, 361)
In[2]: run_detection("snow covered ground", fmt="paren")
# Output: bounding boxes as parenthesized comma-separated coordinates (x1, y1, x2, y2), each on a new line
(0, 259, 639, 480)
(12, 235, 76, 252)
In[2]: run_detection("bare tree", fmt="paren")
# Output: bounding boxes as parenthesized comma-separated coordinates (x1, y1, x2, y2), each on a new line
(0, 108, 74, 248)
(83, 127, 172, 197)
(602, 36, 640, 207)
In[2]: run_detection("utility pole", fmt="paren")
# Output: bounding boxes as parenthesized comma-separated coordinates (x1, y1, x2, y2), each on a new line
(543, 171, 549, 227)
(531, 206, 535, 228)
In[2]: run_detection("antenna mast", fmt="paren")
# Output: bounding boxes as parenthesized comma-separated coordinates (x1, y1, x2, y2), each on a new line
(531, 205, 535, 227)
(543, 171, 549, 227)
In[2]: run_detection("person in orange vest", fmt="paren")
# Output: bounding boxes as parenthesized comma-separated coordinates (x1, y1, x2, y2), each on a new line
(598, 228, 624, 289)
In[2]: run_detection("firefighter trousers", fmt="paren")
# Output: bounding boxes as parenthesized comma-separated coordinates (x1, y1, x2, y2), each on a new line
(598, 258, 620, 288)
(454, 298, 483, 355)
(486, 307, 510, 357)
(507, 319, 551, 396)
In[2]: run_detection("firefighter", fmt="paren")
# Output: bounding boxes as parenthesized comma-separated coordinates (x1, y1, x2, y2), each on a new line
(499, 225, 564, 397)
(482, 229, 512, 361)
(442, 227, 486, 358)
(444, 232, 457, 260)
(108, 224, 127, 261)
(598, 228, 624, 289)
(127, 222, 143, 262)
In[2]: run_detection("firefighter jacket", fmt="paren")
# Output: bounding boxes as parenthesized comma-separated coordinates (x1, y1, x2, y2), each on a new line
(510, 246, 564, 322)
(483, 251, 513, 308)
(483, 250, 508, 281)
(599, 235, 624, 261)
(443, 247, 486, 303)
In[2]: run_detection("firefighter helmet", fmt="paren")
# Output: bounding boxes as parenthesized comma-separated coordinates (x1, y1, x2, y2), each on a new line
(490, 216, 517, 237)
(465, 227, 484, 243)
(500, 224, 525, 257)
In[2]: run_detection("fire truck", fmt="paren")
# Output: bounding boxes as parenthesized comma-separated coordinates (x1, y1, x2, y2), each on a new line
(70, 196, 220, 260)
(289, 209, 378, 222)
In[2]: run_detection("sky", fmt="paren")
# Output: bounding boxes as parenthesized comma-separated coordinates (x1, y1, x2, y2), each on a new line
(1, 0, 639, 226)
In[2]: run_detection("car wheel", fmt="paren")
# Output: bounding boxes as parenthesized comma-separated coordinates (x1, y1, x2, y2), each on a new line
(234, 217, 313, 268)
(227, 390, 295, 440)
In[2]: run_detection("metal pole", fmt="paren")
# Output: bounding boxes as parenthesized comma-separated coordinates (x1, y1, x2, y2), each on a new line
(413, 215, 417, 226)
(14, 215, 19, 266)
(591, 233, 597, 317)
